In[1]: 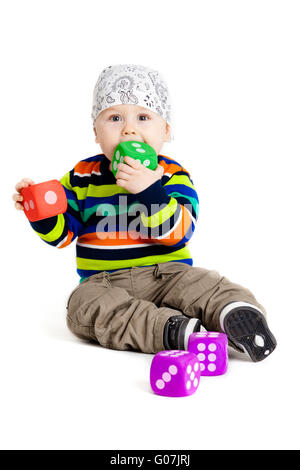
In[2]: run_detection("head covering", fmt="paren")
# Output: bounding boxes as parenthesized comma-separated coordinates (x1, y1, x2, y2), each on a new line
(91, 64, 173, 139)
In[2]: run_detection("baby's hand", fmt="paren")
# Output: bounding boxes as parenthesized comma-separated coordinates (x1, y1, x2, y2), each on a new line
(12, 178, 35, 211)
(116, 156, 164, 194)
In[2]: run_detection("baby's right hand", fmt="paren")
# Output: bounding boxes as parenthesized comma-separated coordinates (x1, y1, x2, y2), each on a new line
(12, 178, 35, 211)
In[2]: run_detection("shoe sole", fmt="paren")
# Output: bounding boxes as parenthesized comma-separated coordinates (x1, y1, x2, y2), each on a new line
(223, 307, 277, 362)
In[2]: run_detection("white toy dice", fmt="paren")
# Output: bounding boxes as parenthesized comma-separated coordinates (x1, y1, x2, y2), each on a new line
(188, 332, 228, 376)
(150, 350, 201, 397)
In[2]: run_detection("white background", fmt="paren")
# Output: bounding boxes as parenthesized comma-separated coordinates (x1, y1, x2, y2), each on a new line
(1, 0, 299, 450)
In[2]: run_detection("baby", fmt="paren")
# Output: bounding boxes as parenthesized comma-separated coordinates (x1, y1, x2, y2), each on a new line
(13, 64, 277, 361)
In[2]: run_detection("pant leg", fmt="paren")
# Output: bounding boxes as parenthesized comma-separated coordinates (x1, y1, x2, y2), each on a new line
(152, 262, 266, 332)
(66, 270, 182, 354)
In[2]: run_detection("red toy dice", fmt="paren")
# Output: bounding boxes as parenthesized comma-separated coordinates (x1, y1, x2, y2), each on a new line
(21, 179, 68, 222)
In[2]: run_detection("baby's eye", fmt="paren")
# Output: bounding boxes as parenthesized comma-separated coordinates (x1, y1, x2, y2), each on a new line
(139, 115, 150, 121)
(110, 115, 121, 122)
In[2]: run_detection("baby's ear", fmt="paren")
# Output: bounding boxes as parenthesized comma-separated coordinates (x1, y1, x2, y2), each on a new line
(94, 127, 99, 143)
(164, 122, 171, 142)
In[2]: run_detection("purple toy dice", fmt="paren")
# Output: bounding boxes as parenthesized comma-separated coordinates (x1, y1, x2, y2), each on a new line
(150, 350, 201, 397)
(188, 332, 228, 376)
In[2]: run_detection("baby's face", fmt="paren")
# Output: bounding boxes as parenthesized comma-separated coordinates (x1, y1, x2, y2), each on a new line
(94, 104, 171, 167)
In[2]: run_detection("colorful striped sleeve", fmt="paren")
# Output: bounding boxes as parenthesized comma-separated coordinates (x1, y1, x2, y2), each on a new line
(29, 170, 85, 249)
(135, 163, 199, 246)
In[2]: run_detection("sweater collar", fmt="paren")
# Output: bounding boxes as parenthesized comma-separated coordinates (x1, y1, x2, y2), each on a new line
(100, 154, 115, 179)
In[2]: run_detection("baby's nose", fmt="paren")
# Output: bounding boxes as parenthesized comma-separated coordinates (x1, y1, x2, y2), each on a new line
(121, 121, 137, 135)
(122, 128, 136, 135)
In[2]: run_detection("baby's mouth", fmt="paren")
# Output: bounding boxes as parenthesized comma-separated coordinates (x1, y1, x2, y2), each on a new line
(120, 138, 144, 144)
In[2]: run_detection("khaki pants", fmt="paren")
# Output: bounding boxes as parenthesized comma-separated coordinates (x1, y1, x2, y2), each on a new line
(66, 261, 266, 354)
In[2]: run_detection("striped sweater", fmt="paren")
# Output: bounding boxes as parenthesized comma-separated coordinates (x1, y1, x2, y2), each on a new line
(29, 153, 199, 283)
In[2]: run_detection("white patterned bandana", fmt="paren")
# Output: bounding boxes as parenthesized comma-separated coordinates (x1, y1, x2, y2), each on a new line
(91, 64, 172, 136)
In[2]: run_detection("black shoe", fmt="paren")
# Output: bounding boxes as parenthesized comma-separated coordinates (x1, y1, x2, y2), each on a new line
(223, 306, 277, 362)
(163, 315, 201, 350)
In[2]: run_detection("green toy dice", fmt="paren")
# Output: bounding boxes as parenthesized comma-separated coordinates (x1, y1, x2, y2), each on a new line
(112, 141, 158, 178)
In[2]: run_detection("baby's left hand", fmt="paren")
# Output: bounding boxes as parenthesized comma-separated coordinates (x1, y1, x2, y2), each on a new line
(116, 156, 164, 194)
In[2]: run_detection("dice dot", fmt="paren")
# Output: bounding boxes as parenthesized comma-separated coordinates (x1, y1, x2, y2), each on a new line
(197, 353, 205, 361)
(208, 353, 216, 362)
(197, 343, 206, 351)
(116, 150, 120, 160)
(162, 372, 171, 382)
(186, 380, 191, 390)
(156, 379, 165, 390)
(193, 378, 198, 388)
(168, 365, 178, 375)
(194, 362, 199, 372)
(44, 190, 58, 205)
(136, 148, 146, 153)
(120, 156, 124, 163)
(200, 363, 205, 371)
(131, 143, 141, 147)
(187, 365, 192, 374)
(209, 333, 219, 337)
(24, 201, 29, 211)
(143, 159, 150, 167)
(113, 161, 118, 170)
(208, 343, 217, 351)
(190, 371, 195, 381)
(208, 363, 216, 372)
(29, 200, 35, 209)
